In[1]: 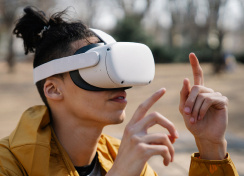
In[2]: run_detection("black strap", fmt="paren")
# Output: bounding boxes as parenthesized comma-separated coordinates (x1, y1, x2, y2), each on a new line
(74, 43, 104, 55)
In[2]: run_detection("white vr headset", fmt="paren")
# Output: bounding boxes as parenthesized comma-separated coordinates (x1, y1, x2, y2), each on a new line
(33, 28, 155, 91)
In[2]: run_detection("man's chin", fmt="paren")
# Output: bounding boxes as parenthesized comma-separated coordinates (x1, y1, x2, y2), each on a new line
(110, 113, 126, 125)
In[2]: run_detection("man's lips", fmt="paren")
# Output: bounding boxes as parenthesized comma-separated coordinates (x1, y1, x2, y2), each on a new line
(109, 91, 127, 103)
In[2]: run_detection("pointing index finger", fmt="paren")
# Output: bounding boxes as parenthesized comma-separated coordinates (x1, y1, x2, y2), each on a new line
(189, 53, 204, 86)
(128, 88, 166, 125)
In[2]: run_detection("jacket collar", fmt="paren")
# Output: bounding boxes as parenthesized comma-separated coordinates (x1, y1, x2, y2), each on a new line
(9, 105, 52, 175)
(7, 105, 116, 176)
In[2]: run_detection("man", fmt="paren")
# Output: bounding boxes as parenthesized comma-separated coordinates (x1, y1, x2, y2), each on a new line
(0, 6, 238, 176)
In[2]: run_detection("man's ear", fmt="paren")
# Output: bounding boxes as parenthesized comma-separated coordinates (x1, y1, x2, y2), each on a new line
(44, 78, 64, 101)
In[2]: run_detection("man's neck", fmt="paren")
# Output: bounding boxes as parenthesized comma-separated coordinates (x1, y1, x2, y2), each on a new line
(51, 114, 103, 167)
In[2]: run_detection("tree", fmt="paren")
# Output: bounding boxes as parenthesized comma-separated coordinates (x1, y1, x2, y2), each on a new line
(0, 0, 55, 72)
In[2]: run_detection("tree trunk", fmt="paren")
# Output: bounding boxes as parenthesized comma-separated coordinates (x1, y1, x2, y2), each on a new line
(6, 35, 14, 73)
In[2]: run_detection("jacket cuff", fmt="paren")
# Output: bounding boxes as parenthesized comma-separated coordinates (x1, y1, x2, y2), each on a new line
(191, 152, 230, 163)
(189, 152, 239, 176)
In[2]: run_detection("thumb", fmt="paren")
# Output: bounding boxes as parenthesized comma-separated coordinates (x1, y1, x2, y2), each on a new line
(179, 78, 191, 114)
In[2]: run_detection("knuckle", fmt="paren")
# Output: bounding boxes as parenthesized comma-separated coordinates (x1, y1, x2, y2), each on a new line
(159, 133, 168, 141)
(198, 93, 205, 99)
(136, 143, 147, 153)
(167, 121, 175, 129)
(223, 96, 229, 105)
(194, 71, 202, 78)
(151, 111, 160, 118)
(191, 86, 196, 92)
(215, 92, 222, 96)
(198, 67, 203, 73)
(161, 146, 169, 155)
(130, 135, 141, 144)
(187, 98, 195, 105)
(149, 112, 161, 123)
(208, 88, 214, 93)
(124, 126, 135, 136)
(204, 96, 212, 104)
(138, 103, 148, 112)
(192, 85, 200, 91)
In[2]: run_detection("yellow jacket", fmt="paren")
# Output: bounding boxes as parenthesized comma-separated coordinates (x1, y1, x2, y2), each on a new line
(0, 106, 239, 176)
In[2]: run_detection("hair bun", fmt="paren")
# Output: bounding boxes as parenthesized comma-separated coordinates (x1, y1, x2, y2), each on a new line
(13, 6, 48, 54)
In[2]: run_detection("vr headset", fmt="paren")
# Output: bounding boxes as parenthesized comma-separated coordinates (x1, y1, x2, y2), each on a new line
(33, 29, 155, 91)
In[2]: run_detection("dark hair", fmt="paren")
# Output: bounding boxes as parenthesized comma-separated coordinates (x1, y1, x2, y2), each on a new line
(13, 6, 96, 106)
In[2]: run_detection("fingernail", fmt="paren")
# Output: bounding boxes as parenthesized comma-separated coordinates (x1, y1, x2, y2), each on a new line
(190, 117, 195, 124)
(184, 107, 191, 114)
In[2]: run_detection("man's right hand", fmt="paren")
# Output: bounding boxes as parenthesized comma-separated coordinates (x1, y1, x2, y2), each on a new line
(107, 88, 179, 176)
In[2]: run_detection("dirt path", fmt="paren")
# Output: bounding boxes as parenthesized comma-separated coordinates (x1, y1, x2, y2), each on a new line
(1, 61, 244, 138)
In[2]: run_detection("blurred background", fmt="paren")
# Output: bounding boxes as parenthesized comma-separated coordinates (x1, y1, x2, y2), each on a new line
(1, 0, 244, 70)
(0, 0, 244, 175)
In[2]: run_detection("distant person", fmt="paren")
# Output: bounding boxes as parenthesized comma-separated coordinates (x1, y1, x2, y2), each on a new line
(225, 53, 237, 72)
(0, 6, 238, 176)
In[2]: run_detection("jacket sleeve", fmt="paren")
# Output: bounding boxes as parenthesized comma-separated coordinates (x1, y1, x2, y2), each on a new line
(0, 138, 25, 176)
(0, 153, 23, 176)
(189, 153, 239, 176)
(140, 163, 158, 176)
